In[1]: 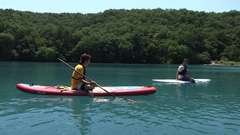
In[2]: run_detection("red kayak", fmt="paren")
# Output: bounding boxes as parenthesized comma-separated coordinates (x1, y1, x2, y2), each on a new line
(16, 83, 156, 96)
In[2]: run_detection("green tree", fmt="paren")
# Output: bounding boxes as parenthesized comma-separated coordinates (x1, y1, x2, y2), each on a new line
(36, 47, 57, 61)
(1, 9, 240, 64)
(223, 45, 240, 61)
(0, 33, 15, 60)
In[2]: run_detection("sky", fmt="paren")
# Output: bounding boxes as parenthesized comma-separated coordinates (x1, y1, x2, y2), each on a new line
(1, 0, 240, 14)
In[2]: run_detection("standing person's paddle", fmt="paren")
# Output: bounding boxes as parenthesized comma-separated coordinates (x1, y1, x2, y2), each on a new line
(57, 58, 132, 102)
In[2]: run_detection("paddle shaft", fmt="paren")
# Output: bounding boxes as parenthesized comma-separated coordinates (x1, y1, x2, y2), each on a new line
(57, 58, 116, 98)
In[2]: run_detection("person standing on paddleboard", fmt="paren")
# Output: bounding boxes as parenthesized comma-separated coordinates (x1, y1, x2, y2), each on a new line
(71, 53, 97, 97)
(176, 59, 195, 82)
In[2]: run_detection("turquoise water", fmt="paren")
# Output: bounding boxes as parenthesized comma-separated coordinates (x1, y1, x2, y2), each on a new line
(0, 62, 240, 135)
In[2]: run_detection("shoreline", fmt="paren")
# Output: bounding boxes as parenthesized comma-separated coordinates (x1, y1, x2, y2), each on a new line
(1, 60, 240, 66)
(204, 61, 240, 66)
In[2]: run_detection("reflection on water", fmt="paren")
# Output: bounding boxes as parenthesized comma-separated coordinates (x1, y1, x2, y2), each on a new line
(175, 82, 210, 100)
(1, 88, 240, 135)
(0, 95, 156, 135)
(151, 81, 240, 135)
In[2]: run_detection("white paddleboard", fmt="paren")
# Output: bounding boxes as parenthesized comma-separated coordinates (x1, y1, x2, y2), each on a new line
(152, 79, 211, 83)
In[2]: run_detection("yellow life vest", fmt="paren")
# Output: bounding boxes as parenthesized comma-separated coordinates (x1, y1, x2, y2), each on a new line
(71, 64, 85, 89)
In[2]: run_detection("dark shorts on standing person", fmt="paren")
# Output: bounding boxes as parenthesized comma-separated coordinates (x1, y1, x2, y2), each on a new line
(179, 76, 191, 81)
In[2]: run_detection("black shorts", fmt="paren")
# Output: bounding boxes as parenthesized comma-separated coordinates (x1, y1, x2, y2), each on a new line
(179, 76, 191, 81)
(75, 83, 86, 90)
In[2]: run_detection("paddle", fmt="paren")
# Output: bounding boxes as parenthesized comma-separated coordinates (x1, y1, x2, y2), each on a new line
(57, 58, 132, 102)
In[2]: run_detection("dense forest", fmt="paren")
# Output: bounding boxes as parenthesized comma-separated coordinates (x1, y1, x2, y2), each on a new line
(0, 8, 240, 64)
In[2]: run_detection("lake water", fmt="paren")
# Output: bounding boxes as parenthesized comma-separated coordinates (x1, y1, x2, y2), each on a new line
(0, 62, 240, 135)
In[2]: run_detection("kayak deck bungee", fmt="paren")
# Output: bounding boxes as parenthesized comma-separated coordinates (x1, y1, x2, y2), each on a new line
(16, 83, 156, 96)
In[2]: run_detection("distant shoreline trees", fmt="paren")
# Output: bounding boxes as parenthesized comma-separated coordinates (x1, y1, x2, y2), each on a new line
(0, 8, 240, 64)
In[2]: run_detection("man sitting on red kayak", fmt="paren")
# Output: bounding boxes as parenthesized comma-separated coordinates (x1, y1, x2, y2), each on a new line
(176, 59, 195, 82)
(71, 53, 96, 97)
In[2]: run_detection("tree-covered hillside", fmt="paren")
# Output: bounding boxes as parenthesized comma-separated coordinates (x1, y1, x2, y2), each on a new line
(0, 9, 240, 64)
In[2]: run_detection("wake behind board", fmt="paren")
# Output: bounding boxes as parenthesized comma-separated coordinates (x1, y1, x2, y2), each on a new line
(16, 83, 156, 96)
(152, 79, 211, 83)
